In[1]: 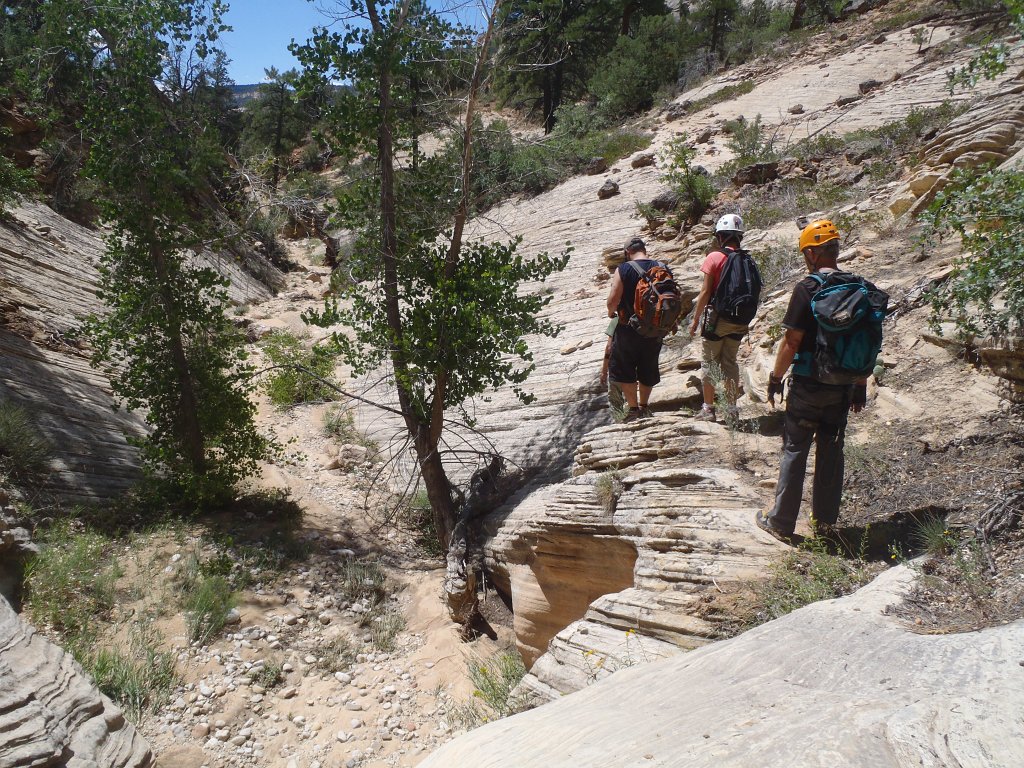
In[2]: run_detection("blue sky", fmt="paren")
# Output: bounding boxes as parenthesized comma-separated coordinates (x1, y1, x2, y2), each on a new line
(220, 1, 485, 85)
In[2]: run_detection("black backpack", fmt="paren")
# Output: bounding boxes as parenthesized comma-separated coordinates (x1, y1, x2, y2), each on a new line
(803, 271, 889, 385)
(711, 247, 763, 325)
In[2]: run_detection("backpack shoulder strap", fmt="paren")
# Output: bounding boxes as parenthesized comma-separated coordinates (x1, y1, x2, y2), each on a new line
(626, 260, 649, 282)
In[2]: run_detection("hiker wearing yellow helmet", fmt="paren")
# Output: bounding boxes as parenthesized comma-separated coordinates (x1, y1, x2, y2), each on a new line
(756, 219, 876, 544)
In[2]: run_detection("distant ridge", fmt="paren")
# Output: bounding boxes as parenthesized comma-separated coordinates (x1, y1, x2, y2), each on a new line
(229, 84, 261, 106)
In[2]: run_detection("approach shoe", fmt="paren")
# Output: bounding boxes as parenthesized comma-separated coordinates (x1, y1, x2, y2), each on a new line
(755, 510, 796, 545)
(694, 405, 716, 422)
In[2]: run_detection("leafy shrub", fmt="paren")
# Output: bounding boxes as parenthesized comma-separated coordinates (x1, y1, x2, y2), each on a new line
(262, 331, 338, 407)
(0, 402, 51, 483)
(660, 135, 715, 223)
(453, 650, 527, 729)
(456, 113, 652, 212)
(251, 658, 285, 688)
(720, 114, 780, 173)
(0, 137, 35, 212)
(754, 240, 803, 295)
(923, 168, 1024, 337)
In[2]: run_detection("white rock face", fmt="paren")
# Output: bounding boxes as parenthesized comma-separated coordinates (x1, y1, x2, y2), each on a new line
(418, 567, 1024, 768)
(0, 596, 154, 767)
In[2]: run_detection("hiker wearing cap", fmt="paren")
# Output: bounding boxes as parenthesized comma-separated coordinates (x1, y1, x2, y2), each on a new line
(756, 220, 888, 544)
(688, 213, 762, 423)
(605, 237, 674, 422)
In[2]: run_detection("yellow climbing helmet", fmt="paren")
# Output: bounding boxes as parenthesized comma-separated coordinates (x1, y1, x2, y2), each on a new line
(799, 219, 839, 251)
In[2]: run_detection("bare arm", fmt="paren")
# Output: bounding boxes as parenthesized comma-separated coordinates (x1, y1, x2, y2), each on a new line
(606, 270, 624, 318)
(689, 271, 715, 336)
(772, 328, 804, 379)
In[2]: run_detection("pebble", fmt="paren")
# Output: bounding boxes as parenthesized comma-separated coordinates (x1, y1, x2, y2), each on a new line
(192, 723, 210, 739)
(279, 686, 298, 700)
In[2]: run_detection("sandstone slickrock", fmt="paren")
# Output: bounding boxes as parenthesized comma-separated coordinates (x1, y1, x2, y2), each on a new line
(482, 417, 781, 703)
(0, 596, 154, 767)
(891, 81, 1024, 219)
(418, 566, 1024, 768)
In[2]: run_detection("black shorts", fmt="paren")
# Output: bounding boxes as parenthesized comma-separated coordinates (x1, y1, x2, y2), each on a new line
(609, 326, 663, 387)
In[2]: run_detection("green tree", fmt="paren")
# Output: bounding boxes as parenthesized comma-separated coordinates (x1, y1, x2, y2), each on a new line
(293, 0, 568, 627)
(495, 0, 667, 133)
(25, 0, 268, 503)
(925, 0, 1024, 338)
(588, 14, 691, 117)
(240, 67, 309, 188)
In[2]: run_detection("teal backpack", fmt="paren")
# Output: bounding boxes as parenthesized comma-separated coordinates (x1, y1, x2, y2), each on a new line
(793, 271, 888, 385)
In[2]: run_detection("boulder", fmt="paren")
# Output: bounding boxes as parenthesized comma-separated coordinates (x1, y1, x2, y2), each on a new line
(648, 190, 679, 212)
(0, 596, 155, 767)
(858, 78, 883, 95)
(976, 336, 1024, 403)
(419, 567, 1024, 768)
(584, 157, 609, 176)
(630, 153, 656, 169)
(597, 180, 620, 200)
(731, 161, 779, 187)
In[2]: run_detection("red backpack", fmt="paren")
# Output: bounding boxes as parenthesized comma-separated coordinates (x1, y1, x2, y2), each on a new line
(626, 261, 683, 338)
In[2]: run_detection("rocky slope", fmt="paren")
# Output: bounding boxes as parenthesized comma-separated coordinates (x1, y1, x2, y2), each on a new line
(418, 565, 1024, 768)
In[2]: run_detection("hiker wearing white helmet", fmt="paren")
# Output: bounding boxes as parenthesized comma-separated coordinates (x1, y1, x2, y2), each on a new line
(688, 213, 763, 423)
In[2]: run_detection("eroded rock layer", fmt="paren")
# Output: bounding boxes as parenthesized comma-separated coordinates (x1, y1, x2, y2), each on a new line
(419, 567, 1024, 768)
(0, 597, 154, 768)
(483, 417, 783, 703)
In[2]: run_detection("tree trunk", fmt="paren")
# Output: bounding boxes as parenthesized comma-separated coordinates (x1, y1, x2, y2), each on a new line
(271, 82, 285, 189)
(150, 242, 206, 475)
(542, 67, 554, 134)
(790, 0, 807, 30)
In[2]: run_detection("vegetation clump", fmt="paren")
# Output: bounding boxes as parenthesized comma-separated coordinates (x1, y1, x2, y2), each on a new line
(262, 331, 339, 407)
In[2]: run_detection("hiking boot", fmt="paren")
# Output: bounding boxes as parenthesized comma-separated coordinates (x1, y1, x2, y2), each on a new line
(694, 404, 716, 422)
(755, 510, 797, 545)
(638, 405, 653, 420)
(623, 407, 642, 423)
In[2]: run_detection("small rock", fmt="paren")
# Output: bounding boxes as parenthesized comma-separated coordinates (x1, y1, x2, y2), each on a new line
(858, 79, 882, 95)
(696, 128, 714, 144)
(192, 723, 211, 739)
(584, 156, 609, 175)
(279, 686, 298, 700)
(788, 104, 804, 115)
(631, 152, 656, 169)
(597, 180, 620, 200)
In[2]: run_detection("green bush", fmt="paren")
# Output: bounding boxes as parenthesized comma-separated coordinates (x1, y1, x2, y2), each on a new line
(456, 113, 652, 212)
(0, 138, 35, 213)
(262, 331, 338, 407)
(661, 135, 716, 223)
(0, 402, 51, 483)
(924, 168, 1024, 337)
(453, 650, 527, 729)
(685, 79, 756, 115)
(720, 114, 780, 174)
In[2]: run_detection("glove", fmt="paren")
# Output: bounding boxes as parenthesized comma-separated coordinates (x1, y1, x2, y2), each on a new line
(850, 383, 867, 413)
(767, 373, 785, 408)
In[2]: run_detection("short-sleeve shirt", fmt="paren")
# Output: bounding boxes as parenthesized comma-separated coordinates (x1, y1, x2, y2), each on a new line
(782, 273, 827, 359)
(699, 250, 730, 290)
(616, 258, 660, 317)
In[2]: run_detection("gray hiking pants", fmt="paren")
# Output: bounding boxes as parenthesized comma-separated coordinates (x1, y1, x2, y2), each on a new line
(768, 377, 852, 534)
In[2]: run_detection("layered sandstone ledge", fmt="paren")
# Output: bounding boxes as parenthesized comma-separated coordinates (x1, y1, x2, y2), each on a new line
(0, 596, 154, 768)
(419, 566, 1024, 768)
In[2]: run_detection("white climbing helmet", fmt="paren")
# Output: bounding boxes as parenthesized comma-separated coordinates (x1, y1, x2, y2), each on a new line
(715, 213, 744, 234)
